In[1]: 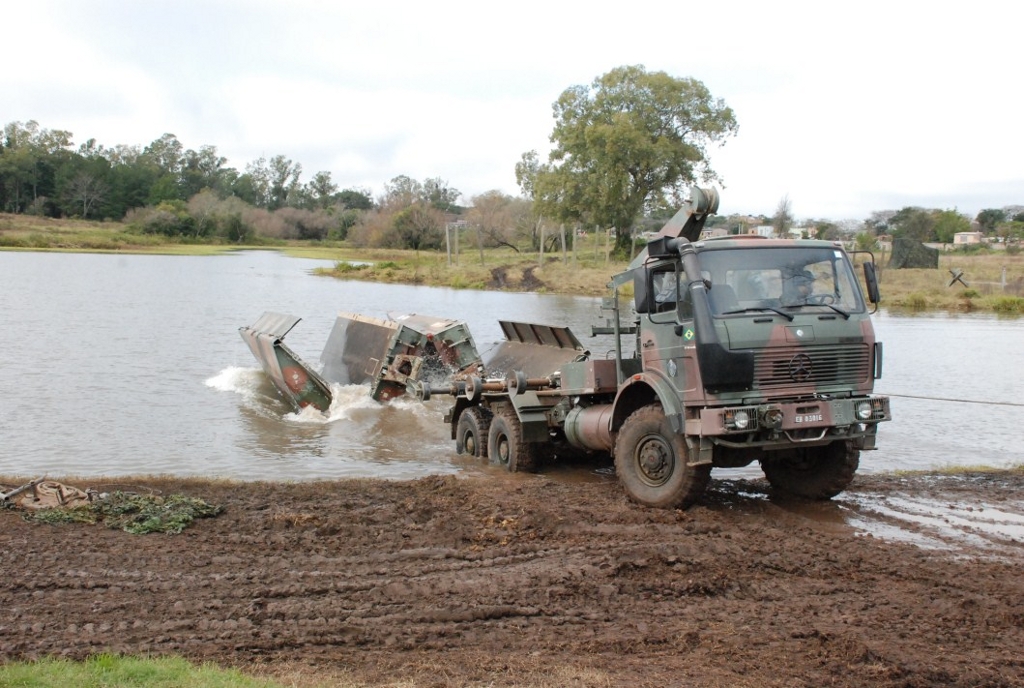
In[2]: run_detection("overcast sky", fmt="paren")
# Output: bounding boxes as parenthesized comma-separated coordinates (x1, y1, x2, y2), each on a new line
(4, 0, 1021, 221)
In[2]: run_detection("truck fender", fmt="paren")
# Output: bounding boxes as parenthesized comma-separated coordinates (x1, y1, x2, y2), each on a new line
(611, 370, 684, 434)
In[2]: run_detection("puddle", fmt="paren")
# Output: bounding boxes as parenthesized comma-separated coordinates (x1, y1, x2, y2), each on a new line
(701, 475, 1024, 558)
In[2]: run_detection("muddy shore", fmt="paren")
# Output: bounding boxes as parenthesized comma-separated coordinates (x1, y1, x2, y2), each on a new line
(2, 470, 1022, 687)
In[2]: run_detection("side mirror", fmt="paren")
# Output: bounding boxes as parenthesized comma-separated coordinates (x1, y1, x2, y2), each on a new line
(633, 269, 653, 314)
(863, 262, 880, 305)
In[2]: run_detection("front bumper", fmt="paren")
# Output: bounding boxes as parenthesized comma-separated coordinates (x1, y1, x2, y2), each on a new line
(691, 395, 891, 449)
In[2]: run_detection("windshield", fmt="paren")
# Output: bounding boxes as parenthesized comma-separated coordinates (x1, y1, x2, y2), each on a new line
(697, 246, 865, 316)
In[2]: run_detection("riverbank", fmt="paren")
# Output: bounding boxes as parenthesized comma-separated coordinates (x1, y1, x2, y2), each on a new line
(2, 213, 1022, 312)
(3, 469, 1023, 687)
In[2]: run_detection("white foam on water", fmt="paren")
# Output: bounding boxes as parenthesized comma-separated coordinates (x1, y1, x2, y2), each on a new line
(205, 366, 265, 397)
(281, 383, 384, 424)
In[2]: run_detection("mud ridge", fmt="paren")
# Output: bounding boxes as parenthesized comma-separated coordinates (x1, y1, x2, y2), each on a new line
(1, 471, 1023, 687)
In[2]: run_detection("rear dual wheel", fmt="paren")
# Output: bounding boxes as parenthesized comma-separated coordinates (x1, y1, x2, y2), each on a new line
(487, 409, 539, 473)
(455, 406, 492, 458)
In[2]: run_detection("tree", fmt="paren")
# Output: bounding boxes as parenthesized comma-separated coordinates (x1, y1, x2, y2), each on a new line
(889, 207, 934, 242)
(180, 145, 227, 198)
(772, 195, 793, 237)
(864, 210, 897, 235)
(337, 188, 373, 210)
(142, 134, 184, 177)
(187, 189, 220, 237)
(854, 232, 878, 251)
(305, 171, 338, 209)
(380, 175, 423, 209)
(813, 220, 842, 241)
(0, 120, 73, 213)
(243, 157, 272, 207)
(268, 155, 302, 209)
(525, 65, 738, 252)
(64, 171, 108, 218)
(388, 203, 444, 251)
(514, 150, 540, 199)
(466, 190, 520, 251)
(423, 177, 461, 212)
(976, 208, 1006, 234)
(933, 209, 971, 244)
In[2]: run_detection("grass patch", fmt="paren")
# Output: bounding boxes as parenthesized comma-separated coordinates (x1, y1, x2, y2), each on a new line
(332, 260, 370, 273)
(0, 654, 292, 688)
(991, 295, 1024, 313)
(4, 213, 1023, 311)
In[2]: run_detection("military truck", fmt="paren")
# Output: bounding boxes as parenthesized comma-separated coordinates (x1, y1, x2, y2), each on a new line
(438, 188, 891, 508)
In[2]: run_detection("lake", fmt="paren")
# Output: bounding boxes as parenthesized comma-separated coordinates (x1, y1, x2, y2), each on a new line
(1, 250, 1021, 481)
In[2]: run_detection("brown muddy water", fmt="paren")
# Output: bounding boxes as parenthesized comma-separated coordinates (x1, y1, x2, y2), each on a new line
(2, 250, 1023, 546)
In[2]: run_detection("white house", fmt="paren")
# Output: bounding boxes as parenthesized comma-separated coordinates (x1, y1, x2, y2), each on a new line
(953, 232, 983, 245)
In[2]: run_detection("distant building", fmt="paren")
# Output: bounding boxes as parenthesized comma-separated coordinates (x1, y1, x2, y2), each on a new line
(953, 232, 983, 245)
(700, 227, 730, 240)
(754, 225, 774, 238)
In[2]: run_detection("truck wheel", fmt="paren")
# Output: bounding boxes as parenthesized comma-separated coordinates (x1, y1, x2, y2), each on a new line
(761, 441, 859, 499)
(455, 406, 492, 458)
(487, 409, 538, 473)
(614, 404, 710, 509)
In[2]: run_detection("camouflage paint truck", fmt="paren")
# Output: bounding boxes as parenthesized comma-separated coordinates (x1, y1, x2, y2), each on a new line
(442, 188, 891, 508)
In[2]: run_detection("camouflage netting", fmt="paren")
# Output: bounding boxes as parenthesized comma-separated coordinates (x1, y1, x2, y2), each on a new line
(1, 480, 223, 534)
(890, 238, 939, 269)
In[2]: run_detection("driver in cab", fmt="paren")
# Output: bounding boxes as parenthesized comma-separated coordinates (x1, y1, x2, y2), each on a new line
(782, 269, 815, 305)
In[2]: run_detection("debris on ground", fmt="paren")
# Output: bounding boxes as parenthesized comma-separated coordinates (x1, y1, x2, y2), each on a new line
(2, 478, 222, 534)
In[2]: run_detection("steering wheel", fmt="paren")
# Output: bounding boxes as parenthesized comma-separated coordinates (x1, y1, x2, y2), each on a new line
(805, 293, 835, 305)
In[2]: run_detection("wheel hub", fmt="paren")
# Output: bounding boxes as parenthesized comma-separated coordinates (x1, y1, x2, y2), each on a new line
(636, 435, 672, 485)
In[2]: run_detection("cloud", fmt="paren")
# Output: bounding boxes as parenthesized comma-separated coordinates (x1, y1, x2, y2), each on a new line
(4, 0, 1022, 219)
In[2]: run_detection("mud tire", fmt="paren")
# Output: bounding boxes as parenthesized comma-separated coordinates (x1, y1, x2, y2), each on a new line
(761, 440, 860, 500)
(487, 409, 538, 473)
(455, 406, 492, 458)
(614, 404, 710, 509)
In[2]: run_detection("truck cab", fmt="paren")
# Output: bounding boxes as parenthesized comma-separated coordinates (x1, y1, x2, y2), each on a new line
(607, 213, 890, 507)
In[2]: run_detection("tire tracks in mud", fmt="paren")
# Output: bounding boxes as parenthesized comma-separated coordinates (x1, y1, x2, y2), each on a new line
(2, 472, 1024, 686)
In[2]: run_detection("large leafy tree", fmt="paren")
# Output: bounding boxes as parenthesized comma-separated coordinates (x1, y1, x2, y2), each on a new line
(975, 208, 1006, 234)
(522, 65, 737, 251)
(933, 210, 971, 244)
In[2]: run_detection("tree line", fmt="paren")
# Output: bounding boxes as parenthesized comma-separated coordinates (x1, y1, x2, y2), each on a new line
(3, 65, 1022, 253)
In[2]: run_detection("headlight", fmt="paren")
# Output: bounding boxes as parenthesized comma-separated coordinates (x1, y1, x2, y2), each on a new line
(855, 400, 873, 420)
(730, 409, 750, 430)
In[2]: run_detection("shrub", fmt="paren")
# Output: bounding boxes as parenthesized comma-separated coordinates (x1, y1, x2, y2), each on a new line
(991, 296, 1024, 314)
(905, 293, 928, 310)
(333, 261, 368, 273)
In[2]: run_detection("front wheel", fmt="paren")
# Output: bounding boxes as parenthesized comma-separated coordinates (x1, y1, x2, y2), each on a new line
(614, 404, 710, 509)
(760, 441, 859, 499)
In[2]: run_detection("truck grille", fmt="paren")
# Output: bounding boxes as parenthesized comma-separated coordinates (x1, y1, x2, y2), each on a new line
(752, 344, 871, 391)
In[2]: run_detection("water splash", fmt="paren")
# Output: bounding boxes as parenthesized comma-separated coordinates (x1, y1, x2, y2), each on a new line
(204, 366, 265, 397)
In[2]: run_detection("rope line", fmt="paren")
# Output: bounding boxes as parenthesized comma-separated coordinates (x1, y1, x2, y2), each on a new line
(879, 393, 1024, 408)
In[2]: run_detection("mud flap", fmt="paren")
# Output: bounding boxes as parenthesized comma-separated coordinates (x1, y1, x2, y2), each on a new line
(685, 436, 714, 466)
